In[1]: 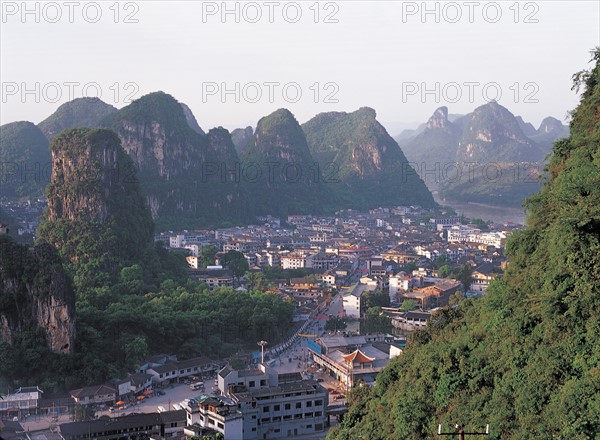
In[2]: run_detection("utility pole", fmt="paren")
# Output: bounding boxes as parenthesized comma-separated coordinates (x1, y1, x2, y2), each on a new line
(438, 424, 489, 439)
(257, 340, 268, 364)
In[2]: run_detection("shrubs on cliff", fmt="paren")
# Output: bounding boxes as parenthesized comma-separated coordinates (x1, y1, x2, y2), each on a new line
(327, 49, 600, 440)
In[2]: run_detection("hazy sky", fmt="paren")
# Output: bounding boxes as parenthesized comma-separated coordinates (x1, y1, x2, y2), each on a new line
(1, 1, 598, 134)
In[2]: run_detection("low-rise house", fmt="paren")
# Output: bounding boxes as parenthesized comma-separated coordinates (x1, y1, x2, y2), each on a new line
(70, 385, 116, 405)
(470, 262, 498, 293)
(147, 357, 218, 384)
(0, 386, 43, 418)
(59, 410, 185, 440)
(190, 269, 234, 288)
(129, 373, 153, 393)
(404, 279, 462, 309)
(342, 283, 378, 318)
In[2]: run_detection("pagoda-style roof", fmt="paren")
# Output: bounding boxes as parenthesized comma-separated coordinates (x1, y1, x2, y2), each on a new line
(342, 349, 375, 364)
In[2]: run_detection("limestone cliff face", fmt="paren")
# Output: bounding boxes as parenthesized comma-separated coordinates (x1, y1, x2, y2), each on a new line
(231, 126, 254, 153)
(456, 101, 543, 163)
(0, 237, 75, 353)
(302, 107, 435, 209)
(241, 109, 330, 216)
(38, 128, 154, 273)
(101, 92, 245, 227)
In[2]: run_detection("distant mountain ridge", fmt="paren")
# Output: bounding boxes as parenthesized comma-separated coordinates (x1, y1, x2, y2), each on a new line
(4, 94, 438, 226)
(396, 102, 569, 205)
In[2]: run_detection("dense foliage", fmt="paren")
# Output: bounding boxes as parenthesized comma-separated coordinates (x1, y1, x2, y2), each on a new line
(241, 108, 333, 216)
(328, 49, 600, 439)
(0, 127, 295, 392)
(37, 98, 117, 140)
(302, 107, 436, 210)
(101, 92, 248, 229)
(37, 128, 155, 288)
(0, 121, 50, 200)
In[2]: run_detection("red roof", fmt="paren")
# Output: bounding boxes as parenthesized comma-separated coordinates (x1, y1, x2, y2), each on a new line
(342, 349, 375, 364)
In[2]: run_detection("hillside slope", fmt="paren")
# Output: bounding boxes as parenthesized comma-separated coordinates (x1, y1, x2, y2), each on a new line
(328, 49, 600, 439)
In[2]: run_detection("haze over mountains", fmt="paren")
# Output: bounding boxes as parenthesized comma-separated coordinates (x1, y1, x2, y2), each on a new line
(1, 93, 435, 227)
(1, 93, 569, 225)
(398, 102, 569, 205)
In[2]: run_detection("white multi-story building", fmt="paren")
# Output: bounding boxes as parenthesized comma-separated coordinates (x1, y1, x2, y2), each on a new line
(193, 363, 331, 439)
(447, 225, 507, 248)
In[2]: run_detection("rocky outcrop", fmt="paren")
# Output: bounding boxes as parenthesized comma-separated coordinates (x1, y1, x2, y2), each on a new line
(101, 92, 245, 227)
(303, 107, 435, 209)
(38, 128, 154, 273)
(231, 126, 253, 152)
(180, 102, 205, 135)
(0, 236, 75, 353)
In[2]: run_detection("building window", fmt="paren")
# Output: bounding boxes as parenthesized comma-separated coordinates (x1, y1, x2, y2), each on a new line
(263, 406, 269, 413)
(249, 381, 255, 387)
(296, 402, 302, 409)
(261, 418, 270, 423)
(315, 411, 322, 417)
(283, 415, 291, 420)
(284, 403, 291, 410)
(315, 400, 323, 406)
(260, 380, 267, 386)
(315, 424, 323, 431)
(217, 422, 224, 429)
(305, 412, 313, 418)
(307, 425, 313, 429)
(274, 404, 280, 411)
(294, 414, 302, 419)
(273, 416, 281, 422)
(306, 401, 312, 407)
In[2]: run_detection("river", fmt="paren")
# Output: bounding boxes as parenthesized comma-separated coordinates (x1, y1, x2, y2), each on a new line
(434, 195, 526, 225)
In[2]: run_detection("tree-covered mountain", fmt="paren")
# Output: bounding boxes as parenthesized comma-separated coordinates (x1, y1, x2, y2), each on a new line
(101, 91, 246, 228)
(328, 49, 600, 440)
(303, 107, 435, 209)
(37, 98, 117, 140)
(0, 121, 50, 200)
(179, 102, 205, 135)
(398, 102, 570, 206)
(231, 126, 254, 152)
(241, 108, 331, 216)
(400, 107, 463, 190)
(456, 101, 544, 163)
(37, 128, 154, 287)
(529, 116, 570, 152)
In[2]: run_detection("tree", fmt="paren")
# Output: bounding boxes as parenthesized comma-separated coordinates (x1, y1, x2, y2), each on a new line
(220, 250, 249, 277)
(325, 316, 347, 332)
(246, 272, 271, 292)
(363, 290, 390, 309)
(400, 299, 418, 312)
(200, 245, 217, 268)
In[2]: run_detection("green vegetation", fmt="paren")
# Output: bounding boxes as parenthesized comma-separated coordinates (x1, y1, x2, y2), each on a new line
(101, 92, 248, 229)
(0, 121, 50, 200)
(37, 98, 116, 140)
(37, 128, 155, 288)
(327, 49, 600, 439)
(303, 107, 436, 210)
(241, 108, 332, 216)
(1, 127, 295, 392)
(219, 250, 249, 277)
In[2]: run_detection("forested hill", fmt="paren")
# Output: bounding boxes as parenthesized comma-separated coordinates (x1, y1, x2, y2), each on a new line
(327, 49, 600, 439)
